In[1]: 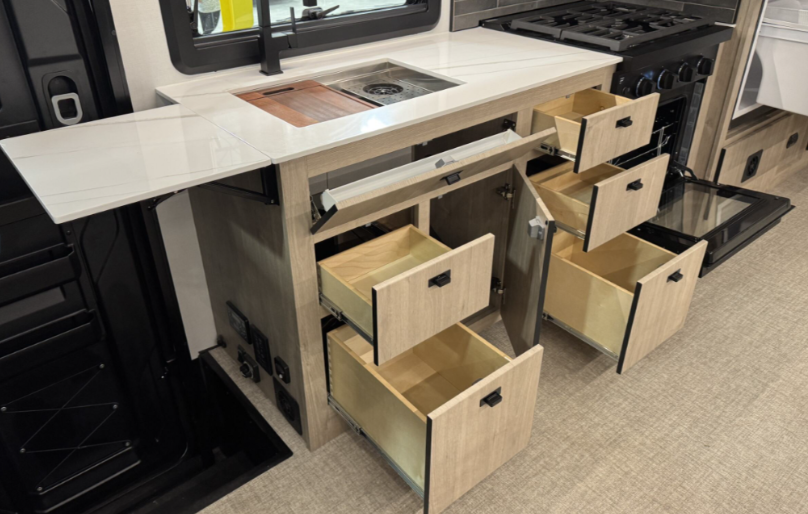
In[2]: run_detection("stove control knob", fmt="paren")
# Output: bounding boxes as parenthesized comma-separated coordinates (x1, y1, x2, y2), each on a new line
(697, 57, 715, 76)
(634, 77, 654, 97)
(657, 69, 676, 90)
(678, 63, 695, 83)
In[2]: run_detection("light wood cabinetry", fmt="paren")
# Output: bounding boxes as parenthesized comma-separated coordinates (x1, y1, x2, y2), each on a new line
(532, 89, 659, 173)
(531, 155, 668, 252)
(715, 112, 808, 190)
(327, 323, 543, 514)
(189, 64, 708, 512)
(318, 226, 494, 365)
(545, 233, 706, 374)
(312, 130, 551, 236)
(529, 88, 700, 372)
(687, 0, 808, 189)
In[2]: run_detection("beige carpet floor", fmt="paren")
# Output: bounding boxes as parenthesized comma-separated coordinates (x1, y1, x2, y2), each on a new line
(204, 169, 808, 514)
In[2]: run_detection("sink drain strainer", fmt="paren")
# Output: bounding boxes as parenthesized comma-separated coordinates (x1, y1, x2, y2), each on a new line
(363, 83, 404, 96)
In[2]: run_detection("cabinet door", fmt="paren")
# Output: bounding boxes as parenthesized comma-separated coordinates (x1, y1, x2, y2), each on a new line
(501, 166, 556, 355)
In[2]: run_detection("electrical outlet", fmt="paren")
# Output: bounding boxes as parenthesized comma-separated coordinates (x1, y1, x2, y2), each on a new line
(787, 132, 799, 149)
(742, 150, 763, 183)
(250, 325, 273, 375)
(237, 345, 260, 383)
(274, 356, 290, 384)
(274, 378, 302, 435)
(227, 301, 250, 343)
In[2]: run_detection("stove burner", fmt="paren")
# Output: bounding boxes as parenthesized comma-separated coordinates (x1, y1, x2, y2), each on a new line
(510, 1, 712, 51)
(363, 83, 404, 96)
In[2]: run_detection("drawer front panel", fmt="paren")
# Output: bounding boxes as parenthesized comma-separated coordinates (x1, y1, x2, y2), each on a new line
(328, 323, 542, 514)
(617, 240, 707, 374)
(426, 344, 543, 514)
(585, 154, 668, 251)
(374, 234, 494, 365)
(533, 155, 668, 252)
(576, 93, 658, 173)
(312, 129, 556, 236)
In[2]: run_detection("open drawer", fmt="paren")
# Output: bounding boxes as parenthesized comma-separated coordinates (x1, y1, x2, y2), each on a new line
(326, 323, 543, 514)
(311, 128, 556, 235)
(530, 154, 668, 252)
(532, 89, 659, 174)
(545, 232, 706, 373)
(318, 225, 494, 365)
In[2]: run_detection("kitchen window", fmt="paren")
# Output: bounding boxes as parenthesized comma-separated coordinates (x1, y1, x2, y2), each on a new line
(160, 0, 439, 74)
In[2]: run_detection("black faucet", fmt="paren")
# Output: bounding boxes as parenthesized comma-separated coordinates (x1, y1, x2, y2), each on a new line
(256, 2, 299, 76)
(256, 1, 339, 75)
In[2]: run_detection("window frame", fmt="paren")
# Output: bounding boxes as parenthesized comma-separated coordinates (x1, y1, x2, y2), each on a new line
(159, 0, 440, 74)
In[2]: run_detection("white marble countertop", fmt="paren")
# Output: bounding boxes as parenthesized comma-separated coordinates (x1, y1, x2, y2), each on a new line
(159, 28, 621, 164)
(1, 28, 620, 223)
(0, 105, 270, 223)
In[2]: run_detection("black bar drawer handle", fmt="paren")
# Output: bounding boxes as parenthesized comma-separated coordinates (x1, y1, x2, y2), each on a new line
(616, 116, 633, 128)
(428, 270, 452, 288)
(442, 171, 462, 185)
(626, 179, 644, 191)
(668, 270, 684, 283)
(480, 388, 502, 408)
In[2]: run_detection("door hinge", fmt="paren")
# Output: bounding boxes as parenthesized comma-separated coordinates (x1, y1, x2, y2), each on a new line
(496, 183, 514, 201)
(311, 197, 322, 223)
(528, 217, 545, 240)
(491, 277, 506, 296)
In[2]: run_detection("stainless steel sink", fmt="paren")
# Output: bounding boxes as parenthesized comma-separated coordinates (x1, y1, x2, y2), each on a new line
(315, 62, 461, 106)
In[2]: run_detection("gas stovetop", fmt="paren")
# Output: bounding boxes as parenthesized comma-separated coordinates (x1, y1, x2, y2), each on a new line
(491, 1, 714, 52)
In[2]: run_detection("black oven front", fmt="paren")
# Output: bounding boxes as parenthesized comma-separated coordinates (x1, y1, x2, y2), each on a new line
(609, 77, 708, 172)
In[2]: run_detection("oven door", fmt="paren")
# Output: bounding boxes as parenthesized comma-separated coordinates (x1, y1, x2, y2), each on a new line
(630, 177, 792, 276)
(609, 92, 696, 170)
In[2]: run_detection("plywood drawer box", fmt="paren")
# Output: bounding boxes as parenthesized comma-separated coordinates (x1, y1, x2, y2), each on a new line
(532, 89, 659, 174)
(326, 323, 543, 514)
(318, 225, 494, 365)
(545, 232, 706, 373)
(531, 155, 668, 252)
(311, 128, 556, 236)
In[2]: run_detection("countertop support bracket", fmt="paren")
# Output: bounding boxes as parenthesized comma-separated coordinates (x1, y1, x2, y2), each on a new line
(199, 166, 279, 206)
(146, 191, 186, 211)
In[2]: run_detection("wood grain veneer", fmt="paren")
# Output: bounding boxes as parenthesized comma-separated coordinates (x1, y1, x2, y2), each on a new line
(237, 80, 377, 128)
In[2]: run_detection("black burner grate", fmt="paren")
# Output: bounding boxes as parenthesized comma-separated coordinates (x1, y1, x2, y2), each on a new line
(510, 1, 713, 51)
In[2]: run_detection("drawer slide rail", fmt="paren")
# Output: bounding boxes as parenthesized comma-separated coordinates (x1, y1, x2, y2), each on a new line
(539, 142, 576, 162)
(543, 313, 619, 360)
(327, 396, 425, 499)
(554, 220, 586, 241)
(319, 293, 373, 344)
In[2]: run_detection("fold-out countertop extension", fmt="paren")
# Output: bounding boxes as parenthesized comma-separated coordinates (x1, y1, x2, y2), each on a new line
(0, 29, 620, 224)
(0, 105, 271, 224)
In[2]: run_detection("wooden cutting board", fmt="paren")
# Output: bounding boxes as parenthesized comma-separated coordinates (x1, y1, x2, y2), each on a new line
(237, 80, 377, 128)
